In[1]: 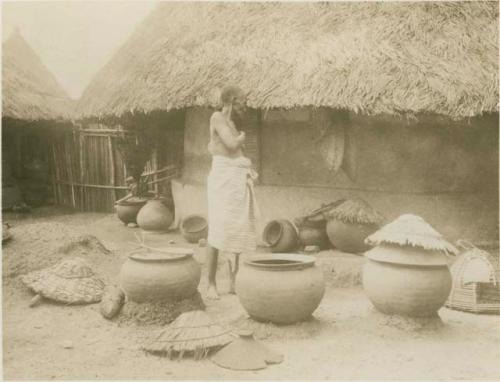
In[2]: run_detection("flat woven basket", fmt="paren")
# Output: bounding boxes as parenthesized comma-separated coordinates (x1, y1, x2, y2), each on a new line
(445, 241, 500, 314)
(21, 257, 105, 304)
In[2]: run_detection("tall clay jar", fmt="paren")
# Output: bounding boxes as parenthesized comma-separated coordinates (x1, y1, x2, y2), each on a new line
(120, 248, 201, 303)
(235, 254, 325, 324)
(136, 198, 174, 232)
(362, 214, 457, 317)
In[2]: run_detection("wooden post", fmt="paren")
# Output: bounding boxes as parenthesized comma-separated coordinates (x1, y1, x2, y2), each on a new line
(79, 131, 85, 211)
(50, 145, 58, 204)
(108, 135, 116, 205)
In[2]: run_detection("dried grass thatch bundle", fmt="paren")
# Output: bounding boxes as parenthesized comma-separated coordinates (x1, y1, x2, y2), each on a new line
(142, 310, 234, 360)
(326, 198, 384, 226)
(365, 214, 458, 255)
(21, 257, 105, 304)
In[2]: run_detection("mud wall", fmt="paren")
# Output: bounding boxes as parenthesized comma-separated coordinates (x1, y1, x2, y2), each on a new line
(180, 108, 499, 243)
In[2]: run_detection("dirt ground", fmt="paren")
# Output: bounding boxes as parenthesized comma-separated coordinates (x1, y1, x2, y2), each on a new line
(2, 206, 500, 380)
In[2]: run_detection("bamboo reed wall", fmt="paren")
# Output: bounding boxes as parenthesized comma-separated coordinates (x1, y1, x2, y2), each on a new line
(50, 122, 182, 212)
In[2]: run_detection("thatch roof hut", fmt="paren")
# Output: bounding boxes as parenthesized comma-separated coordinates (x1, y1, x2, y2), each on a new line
(2, 29, 74, 121)
(75, 2, 499, 244)
(2, 29, 74, 209)
(77, 2, 498, 119)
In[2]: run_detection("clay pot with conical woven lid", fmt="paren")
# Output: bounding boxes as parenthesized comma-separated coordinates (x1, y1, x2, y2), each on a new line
(362, 214, 457, 317)
(136, 198, 174, 232)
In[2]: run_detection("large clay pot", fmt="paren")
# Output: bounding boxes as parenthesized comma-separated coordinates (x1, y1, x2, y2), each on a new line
(362, 245, 452, 317)
(236, 254, 325, 324)
(180, 215, 208, 243)
(326, 219, 378, 254)
(262, 220, 299, 253)
(136, 199, 174, 232)
(115, 198, 148, 225)
(119, 248, 201, 303)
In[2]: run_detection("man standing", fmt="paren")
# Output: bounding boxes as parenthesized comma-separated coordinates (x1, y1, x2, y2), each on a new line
(205, 85, 258, 300)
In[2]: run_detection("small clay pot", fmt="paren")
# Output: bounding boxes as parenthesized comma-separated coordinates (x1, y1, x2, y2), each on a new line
(262, 220, 299, 253)
(136, 199, 174, 232)
(180, 215, 208, 243)
(115, 198, 148, 225)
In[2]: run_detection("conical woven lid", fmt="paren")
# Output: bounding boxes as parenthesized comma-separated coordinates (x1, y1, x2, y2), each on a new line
(365, 214, 458, 255)
(21, 257, 105, 303)
(211, 330, 284, 370)
(325, 198, 384, 225)
(142, 311, 234, 358)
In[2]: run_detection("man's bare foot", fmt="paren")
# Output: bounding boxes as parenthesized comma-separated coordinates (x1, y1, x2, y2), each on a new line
(206, 285, 220, 300)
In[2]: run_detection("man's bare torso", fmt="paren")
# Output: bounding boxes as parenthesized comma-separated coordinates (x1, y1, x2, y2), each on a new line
(208, 111, 244, 158)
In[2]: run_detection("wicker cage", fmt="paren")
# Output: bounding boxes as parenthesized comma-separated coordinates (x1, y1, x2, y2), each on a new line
(445, 241, 500, 314)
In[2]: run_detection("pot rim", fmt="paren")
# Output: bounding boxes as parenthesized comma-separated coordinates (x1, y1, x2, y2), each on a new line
(244, 253, 315, 270)
(262, 220, 284, 247)
(129, 247, 194, 262)
(115, 198, 149, 206)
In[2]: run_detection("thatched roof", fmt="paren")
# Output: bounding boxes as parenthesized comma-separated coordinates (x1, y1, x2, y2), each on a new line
(2, 30, 74, 122)
(77, 2, 498, 119)
(365, 214, 458, 254)
(326, 198, 384, 225)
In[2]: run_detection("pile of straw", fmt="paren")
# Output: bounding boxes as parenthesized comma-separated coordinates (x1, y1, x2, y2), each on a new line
(365, 214, 458, 255)
(326, 198, 384, 226)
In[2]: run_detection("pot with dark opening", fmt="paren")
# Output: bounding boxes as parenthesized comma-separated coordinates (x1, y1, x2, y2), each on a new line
(262, 220, 299, 253)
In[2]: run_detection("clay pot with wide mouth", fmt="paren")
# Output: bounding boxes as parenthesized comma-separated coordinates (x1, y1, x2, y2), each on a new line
(235, 254, 325, 324)
(119, 247, 201, 303)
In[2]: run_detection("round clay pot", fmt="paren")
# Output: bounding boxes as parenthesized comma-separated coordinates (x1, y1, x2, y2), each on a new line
(115, 198, 148, 225)
(297, 225, 330, 249)
(262, 220, 299, 253)
(326, 219, 378, 254)
(136, 199, 174, 232)
(180, 215, 208, 243)
(119, 248, 201, 303)
(362, 245, 452, 317)
(235, 254, 325, 324)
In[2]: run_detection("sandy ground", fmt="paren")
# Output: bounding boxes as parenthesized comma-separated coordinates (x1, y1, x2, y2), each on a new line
(2, 206, 500, 381)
